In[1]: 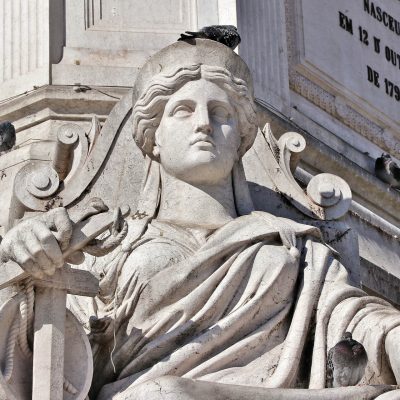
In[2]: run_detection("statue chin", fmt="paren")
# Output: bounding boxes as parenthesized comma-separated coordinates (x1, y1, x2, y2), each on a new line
(161, 155, 235, 186)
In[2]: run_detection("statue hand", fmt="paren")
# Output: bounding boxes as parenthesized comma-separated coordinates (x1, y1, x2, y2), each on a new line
(0, 208, 74, 279)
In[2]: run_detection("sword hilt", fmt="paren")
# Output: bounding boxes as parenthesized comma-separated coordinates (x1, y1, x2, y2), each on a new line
(0, 205, 130, 290)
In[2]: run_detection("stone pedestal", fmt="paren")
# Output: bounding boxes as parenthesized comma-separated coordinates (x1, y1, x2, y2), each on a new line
(0, 0, 64, 101)
(0, 0, 237, 99)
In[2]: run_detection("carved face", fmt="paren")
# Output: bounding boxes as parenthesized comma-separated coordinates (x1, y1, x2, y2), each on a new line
(155, 79, 240, 185)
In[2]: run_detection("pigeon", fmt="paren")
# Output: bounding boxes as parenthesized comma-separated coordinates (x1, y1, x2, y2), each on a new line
(178, 25, 241, 50)
(375, 153, 400, 189)
(326, 332, 368, 388)
(0, 121, 16, 154)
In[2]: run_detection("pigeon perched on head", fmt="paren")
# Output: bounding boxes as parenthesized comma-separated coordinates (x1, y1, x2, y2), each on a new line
(0, 121, 16, 154)
(326, 332, 368, 388)
(178, 25, 241, 50)
(375, 153, 400, 189)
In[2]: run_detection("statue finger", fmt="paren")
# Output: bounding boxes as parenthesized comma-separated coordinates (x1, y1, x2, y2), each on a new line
(29, 261, 46, 280)
(11, 241, 32, 266)
(22, 230, 56, 276)
(33, 249, 56, 276)
(41, 207, 73, 251)
(64, 250, 85, 265)
(33, 222, 64, 270)
(11, 242, 43, 279)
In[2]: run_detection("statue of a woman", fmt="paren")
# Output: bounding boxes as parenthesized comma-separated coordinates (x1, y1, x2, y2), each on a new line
(1, 39, 400, 400)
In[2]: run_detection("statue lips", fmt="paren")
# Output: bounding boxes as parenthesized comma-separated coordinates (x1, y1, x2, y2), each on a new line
(189, 135, 216, 150)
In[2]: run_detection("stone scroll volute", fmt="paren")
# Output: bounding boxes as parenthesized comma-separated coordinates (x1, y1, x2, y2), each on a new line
(261, 122, 352, 221)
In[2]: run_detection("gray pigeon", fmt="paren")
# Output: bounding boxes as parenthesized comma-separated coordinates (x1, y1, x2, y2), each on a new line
(0, 121, 16, 153)
(375, 153, 400, 189)
(178, 25, 241, 50)
(326, 332, 368, 388)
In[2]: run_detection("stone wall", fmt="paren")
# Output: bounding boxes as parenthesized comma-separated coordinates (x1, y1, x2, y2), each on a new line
(0, 0, 398, 307)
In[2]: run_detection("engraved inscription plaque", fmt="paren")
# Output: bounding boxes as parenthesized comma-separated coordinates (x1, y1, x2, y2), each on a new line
(295, 0, 400, 125)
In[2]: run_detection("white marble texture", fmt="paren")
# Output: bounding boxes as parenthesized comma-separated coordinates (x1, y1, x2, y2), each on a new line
(0, 39, 400, 400)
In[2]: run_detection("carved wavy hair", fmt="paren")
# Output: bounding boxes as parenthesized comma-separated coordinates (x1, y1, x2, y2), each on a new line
(132, 64, 258, 159)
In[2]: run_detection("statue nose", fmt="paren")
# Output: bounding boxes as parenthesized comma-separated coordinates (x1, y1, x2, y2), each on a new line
(194, 107, 213, 134)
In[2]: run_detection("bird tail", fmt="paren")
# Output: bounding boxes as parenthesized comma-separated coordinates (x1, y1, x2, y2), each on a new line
(178, 30, 207, 41)
(178, 32, 196, 41)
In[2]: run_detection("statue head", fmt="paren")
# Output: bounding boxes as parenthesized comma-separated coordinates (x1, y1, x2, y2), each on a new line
(127, 39, 257, 222)
(131, 40, 258, 185)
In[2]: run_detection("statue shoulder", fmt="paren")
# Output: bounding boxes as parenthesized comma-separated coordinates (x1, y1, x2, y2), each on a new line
(119, 236, 190, 287)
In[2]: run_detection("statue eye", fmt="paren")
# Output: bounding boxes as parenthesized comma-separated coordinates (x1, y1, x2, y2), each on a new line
(211, 105, 231, 122)
(171, 105, 193, 117)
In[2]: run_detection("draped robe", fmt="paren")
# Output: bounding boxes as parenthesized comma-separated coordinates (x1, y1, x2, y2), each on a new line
(66, 211, 400, 399)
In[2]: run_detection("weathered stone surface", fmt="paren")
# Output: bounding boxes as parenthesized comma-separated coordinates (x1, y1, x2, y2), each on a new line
(1, 37, 400, 400)
(238, 0, 400, 235)
(300, 0, 400, 126)
(0, 0, 237, 99)
(109, 377, 397, 400)
(0, 1, 399, 398)
(0, 295, 92, 400)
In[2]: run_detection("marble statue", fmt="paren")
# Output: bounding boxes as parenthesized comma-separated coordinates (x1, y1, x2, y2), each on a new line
(1, 39, 400, 400)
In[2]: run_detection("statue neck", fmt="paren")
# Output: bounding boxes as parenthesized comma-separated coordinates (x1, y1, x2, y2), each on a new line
(157, 167, 237, 229)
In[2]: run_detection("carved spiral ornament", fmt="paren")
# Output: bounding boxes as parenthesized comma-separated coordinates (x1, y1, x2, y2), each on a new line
(26, 167, 59, 199)
(307, 173, 352, 220)
(53, 123, 81, 182)
(13, 162, 60, 214)
(57, 124, 80, 145)
(278, 132, 306, 154)
(261, 124, 352, 220)
(278, 132, 306, 174)
(8, 123, 89, 225)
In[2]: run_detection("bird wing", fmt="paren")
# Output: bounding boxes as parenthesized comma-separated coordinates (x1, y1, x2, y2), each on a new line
(200, 26, 222, 41)
(375, 156, 399, 186)
(0, 123, 16, 151)
(333, 365, 351, 388)
(375, 157, 387, 180)
(388, 160, 400, 183)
